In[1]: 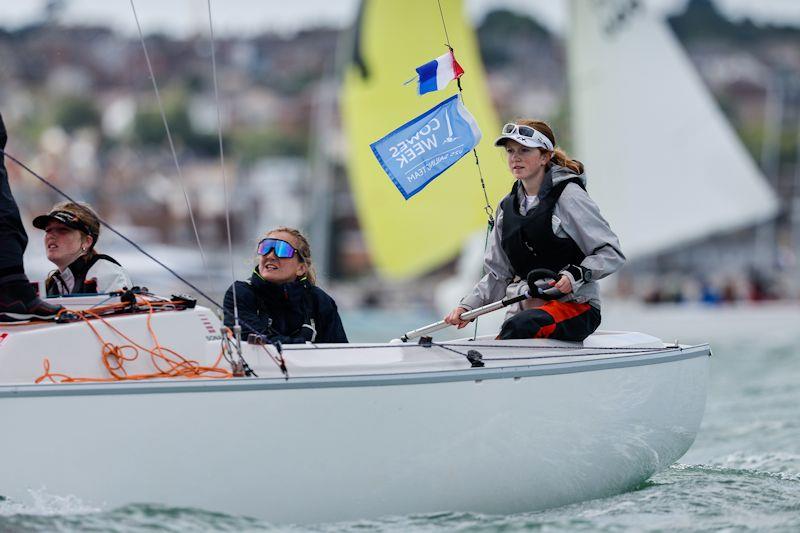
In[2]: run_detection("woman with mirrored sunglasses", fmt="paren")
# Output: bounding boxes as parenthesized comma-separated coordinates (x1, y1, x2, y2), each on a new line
(223, 226, 348, 344)
(444, 119, 625, 342)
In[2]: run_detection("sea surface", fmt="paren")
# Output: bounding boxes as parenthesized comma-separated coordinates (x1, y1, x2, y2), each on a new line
(2, 306, 799, 532)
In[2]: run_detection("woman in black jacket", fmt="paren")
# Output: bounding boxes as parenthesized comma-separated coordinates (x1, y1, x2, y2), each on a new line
(223, 227, 347, 344)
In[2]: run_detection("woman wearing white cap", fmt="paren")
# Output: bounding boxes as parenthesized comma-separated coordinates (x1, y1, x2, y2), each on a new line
(34, 201, 131, 296)
(444, 119, 625, 341)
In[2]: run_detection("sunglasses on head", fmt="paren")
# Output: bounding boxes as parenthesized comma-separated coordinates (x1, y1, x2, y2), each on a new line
(502, 123, 538, 138)
(500, 123, 554, 151)
(257, 238, 303, 260)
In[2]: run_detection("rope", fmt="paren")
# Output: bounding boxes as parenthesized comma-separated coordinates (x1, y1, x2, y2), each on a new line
(35, 297, 231, 383)
(260, 344, 288, 379)
(0, 148, 223, 310)
(129, 0, 214, 293)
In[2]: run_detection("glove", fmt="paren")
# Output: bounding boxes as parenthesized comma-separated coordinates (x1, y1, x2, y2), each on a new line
(559, 264, 592, 289)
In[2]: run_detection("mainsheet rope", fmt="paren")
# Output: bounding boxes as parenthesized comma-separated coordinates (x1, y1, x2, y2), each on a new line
(129, 0, 214, 294)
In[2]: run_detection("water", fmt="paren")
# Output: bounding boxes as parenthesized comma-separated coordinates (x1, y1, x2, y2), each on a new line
(2, 313, 799, 531)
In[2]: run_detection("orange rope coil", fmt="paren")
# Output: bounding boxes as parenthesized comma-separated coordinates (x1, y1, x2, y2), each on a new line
(36, 296, 232, 383)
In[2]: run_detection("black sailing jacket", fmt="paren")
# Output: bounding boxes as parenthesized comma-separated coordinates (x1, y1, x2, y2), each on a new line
(223, 269, 348, 344)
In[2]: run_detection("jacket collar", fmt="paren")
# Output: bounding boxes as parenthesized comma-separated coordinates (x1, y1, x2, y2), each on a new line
(513, 168, 554, 205)
(249, 268, 309, 304)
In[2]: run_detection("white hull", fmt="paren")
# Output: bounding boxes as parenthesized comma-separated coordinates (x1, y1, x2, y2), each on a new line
(0, 298, 710, 524)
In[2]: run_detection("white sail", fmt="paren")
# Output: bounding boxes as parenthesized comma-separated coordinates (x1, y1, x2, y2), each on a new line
(568, 0, 778, 258)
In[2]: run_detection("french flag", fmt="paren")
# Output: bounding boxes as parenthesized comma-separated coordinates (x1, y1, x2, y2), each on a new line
(415, 50, 464, 95)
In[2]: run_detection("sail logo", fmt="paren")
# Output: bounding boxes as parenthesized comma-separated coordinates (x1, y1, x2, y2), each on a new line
(371, 95, 482, 200)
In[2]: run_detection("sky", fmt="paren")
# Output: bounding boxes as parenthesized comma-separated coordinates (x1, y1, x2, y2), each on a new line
(1, 0, 799, 37)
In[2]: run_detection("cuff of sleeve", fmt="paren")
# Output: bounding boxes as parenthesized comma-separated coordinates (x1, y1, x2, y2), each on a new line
(458, 299, 477, 312)
(559, 264, 588, 292)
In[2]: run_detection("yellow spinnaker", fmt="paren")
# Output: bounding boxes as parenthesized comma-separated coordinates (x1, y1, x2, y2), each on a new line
(342, 0, 508, 280)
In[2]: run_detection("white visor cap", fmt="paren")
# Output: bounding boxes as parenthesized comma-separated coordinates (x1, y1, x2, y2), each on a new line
(494, 124, 554, 152)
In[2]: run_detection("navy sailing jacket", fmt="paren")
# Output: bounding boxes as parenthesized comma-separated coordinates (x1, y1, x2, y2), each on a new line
(223, 269, 348, 345)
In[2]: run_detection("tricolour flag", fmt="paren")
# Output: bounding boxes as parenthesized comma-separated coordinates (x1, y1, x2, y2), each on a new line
(370, 94, 482, 200)
(415, 50, 464, 95)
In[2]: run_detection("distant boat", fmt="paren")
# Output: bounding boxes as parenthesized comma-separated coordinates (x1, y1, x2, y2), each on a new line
(568, 0, 777, 259)
(0, 294, 710, 524)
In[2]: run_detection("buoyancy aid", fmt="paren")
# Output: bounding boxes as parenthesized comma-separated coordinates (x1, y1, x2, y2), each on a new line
(46, 253, 122, 296)
(499, 178, 586, 278)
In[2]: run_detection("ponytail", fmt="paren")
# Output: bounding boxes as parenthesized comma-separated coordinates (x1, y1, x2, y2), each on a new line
(551, 147, 584, 174)
(516, 119, 584, 174)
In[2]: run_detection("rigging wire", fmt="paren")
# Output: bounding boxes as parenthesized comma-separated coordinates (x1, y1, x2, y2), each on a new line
(205, 0, 241, 336)
(435, 0, 495, 339)
(0, 148, 222, 309)
(129, 0, 214, 292)
(204, 0, 260, 377)
(435, 0, 494, 229)
(435, 0, 452, 51)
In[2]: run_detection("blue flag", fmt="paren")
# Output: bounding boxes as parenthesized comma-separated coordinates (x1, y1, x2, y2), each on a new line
(370, 94, 482, 200)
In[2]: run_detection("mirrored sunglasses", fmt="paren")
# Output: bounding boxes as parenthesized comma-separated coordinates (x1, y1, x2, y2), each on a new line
(257, 238, 302, 260)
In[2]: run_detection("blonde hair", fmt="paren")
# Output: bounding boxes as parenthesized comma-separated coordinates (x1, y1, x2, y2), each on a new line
(514, 119, 584, 175)
(264, 226, 317, 285)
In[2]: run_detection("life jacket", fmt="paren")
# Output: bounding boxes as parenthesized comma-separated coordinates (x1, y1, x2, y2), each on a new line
(46, 253, 122, 296)
(499, 178, 586, 278)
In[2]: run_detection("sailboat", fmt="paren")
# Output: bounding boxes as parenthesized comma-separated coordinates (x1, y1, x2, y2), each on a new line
(0, 0, 714, 525)
(0, 292, 710, 524)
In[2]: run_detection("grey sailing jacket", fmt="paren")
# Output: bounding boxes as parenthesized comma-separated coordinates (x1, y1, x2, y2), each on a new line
(460, 164, 625, 312)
